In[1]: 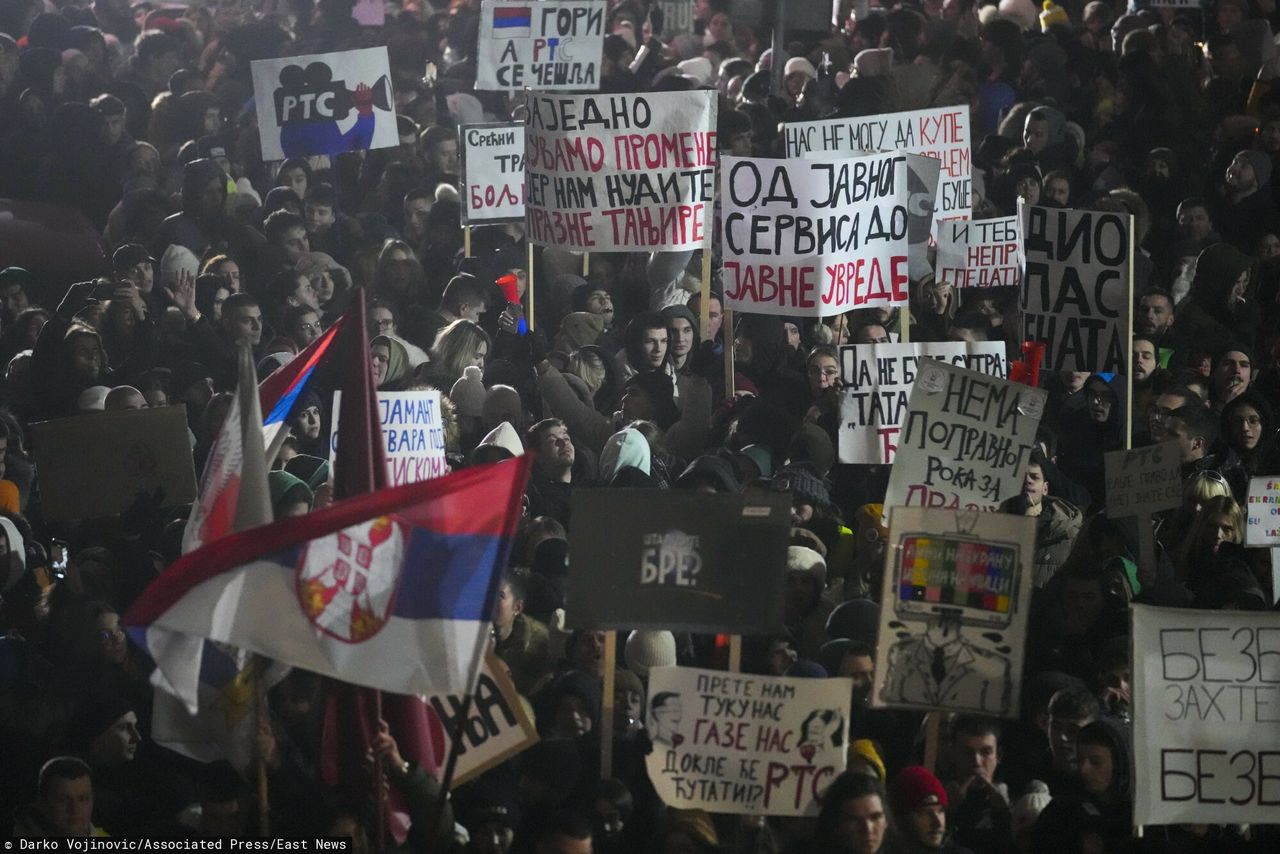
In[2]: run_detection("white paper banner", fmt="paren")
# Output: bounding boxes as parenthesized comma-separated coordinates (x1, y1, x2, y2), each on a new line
(476, 0, 604, 91)
(330, 390, 448, 486)
(461, 122, 526, 223)
(936, 216, 1023, 288)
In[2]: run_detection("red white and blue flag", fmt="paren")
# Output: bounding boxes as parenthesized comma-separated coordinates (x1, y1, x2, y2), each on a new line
(492, 5, 532, 37)
(128, 457, 531, 712)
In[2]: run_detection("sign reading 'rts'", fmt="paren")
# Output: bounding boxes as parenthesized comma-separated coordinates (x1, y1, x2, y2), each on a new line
(477, 0, 604, 91)
(644, 666, 852, 816)
(567, 490, 790, 633)
(460, 122, 526, 224)
(251, 47, 398, 161)
(1104, 442, 1183, 519)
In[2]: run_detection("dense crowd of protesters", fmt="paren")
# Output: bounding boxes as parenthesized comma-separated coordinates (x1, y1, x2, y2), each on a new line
(1, 0, 1279, 850)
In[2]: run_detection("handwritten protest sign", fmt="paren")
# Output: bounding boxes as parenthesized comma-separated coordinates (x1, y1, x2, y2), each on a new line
(721, 153, 911, 316)
(33, 405, 197, 522)
(782, 106, 972, 233)
(644, 666, 851, 816)
(1021, 205, 1132, 374)
(839, 342, 1006, 465)
(1132, 604, 1280, 825)
(427, 651, 538, 787)
(525, 91, 716, 251)
(477, 0, 604, 91)
(567, 491, 790, 633)
(461, 122, 525, 223)
(659, 0, 694, 36)
(1105, 441, 1180, 589)
(936, 216, 1022, 288)
(252, 48, 398, 161)
(872, 508, 1035, 716)
(883, 360, 1045, 513)
(330, 391, 447, 486)
(1246, 477, 1280, 545)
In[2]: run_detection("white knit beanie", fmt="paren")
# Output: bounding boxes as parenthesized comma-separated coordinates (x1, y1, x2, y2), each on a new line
(624, 630, 677, 679)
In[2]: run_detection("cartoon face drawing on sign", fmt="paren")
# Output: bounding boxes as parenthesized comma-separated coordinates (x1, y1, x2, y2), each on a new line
(796, 708, 845, 762)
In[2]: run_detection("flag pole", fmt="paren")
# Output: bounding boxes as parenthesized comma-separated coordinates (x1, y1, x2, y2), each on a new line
(723, 308, 736, 398)
(600, 631, 617, 779)
(373, 691, 385, 854)
(254, 661, 271, 837)
(464, 224, 472, 257)
(527, 241, 536, 332)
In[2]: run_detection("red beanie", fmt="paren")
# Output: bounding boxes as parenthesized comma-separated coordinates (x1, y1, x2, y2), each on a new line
(889, 766, 948, 816)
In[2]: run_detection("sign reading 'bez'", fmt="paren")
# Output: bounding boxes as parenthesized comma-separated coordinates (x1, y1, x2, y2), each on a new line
(460, 122, 525, 224)
(477, 0, 604, 91)
(720, 153, 911, 317)
(644, 666, 851, 816)
(1132, 604, 1280, 826)
(525, 92, 716, 251)
(1020, 205, 1132, 374)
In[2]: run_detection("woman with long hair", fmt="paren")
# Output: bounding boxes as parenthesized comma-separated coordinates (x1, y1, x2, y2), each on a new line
(430, 319, 490, 390)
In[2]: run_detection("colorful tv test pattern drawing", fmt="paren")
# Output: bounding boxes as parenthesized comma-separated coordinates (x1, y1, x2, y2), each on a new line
(898, 536, 1015, 617)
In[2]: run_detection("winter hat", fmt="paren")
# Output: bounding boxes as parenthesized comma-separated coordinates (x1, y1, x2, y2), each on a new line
(624, 630, 677, 679)
(853, 504, 889, 551)
(826, 599, 881, 647)
(297, 251, 340, 279)
(787, 658, 827, 678)
(889, 766, 949, 818)
(773, 462, 830, 508)
(735, 444, 774, 480)
(783, 56, 816, 79)
(849, 739, 887, 781)
(676, 454, 739, 493)
(68, 693, 135, 751)
(1238, 149, 1273, 188)
(998, 0, 1039, 30)
(660, 303, 699, 338)
(284, 455, 330, 492)
(477, 422, 524, 458)
(1010, 780, 1052, 832)
(787, 545, 827, 587)
(450, 365, 487, 418)
(77, 385, 110, 412)
(557, 312, 604, 350)
(482, 385, 523, 429)
(614, 667, 644, 700)
(268, 470, 312, 515)
(676, 57, 714, 87)
(787, 423, 836, 476)
(600, 427, 651, 481)
(160, 243, 200, 285)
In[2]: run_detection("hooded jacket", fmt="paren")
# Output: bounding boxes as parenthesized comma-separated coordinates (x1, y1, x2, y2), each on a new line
(998, 494, 1084, 587)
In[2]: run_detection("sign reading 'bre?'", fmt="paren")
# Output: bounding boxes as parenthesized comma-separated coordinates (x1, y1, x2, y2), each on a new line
(721, 153, 911, 316)
(782, 106, 972, 232)
(645, 666, 851, 816)
(460, 122, 525, 224)
(1021, 205, 1132, 374)
(883, 360, 1045, 513)
(525, 92, 716, 251)
(330, 391, 447, 486)
(566, 490, 790, 633)
(838, 341, 1006, 465)
(1132, 604, 1280, 826)
(477, 0, 604, 91)
(873, 509, 1035, 717)
(251, 47, 398, 161)
(1246, 477, 1280, 545)
(936, 216, 1022, 288)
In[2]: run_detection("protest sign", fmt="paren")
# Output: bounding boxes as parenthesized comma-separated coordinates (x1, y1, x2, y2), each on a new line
(525, 91, 716, 252)
(477, 0, 604, 91)
(658, 0, 694, 37)
(1246, 477, 1280, 546)
(330, 391, 447, 486)
(33, 405, 197, 522)
(567, 490, 790, 633)
(720, 153, 912, 316)
(935, 216, 1022, 288)
(1131, 604, 1280, 825)
(782, 106, 972, 233)
(1020, 205, 1132, 374)
(644, 666, 851, 816)
(872, 508, 1036, 716)
(838, 342, 1006, 465)
(252, 48, 398, 161)
(883, 360, 1045, 513)
(427, 651, 538, 787)
(1105, 442, 1182, 519)
(461, 122, 526, 223)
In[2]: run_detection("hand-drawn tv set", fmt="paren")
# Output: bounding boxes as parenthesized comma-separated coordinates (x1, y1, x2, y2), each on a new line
(891, 531, 1022, 628)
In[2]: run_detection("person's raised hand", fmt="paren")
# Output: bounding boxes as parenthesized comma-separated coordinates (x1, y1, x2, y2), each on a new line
(164, 269, 199, 322)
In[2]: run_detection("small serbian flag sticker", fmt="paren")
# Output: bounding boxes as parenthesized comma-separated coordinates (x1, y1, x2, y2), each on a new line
(493, 6, 532, 37)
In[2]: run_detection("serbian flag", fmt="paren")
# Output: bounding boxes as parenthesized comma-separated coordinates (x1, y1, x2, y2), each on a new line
(492, 5, 532, 36)
(127, 456, 532, 712)
(182, 318, 342, 553)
